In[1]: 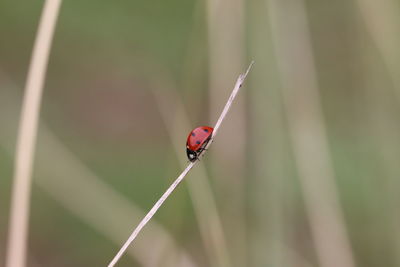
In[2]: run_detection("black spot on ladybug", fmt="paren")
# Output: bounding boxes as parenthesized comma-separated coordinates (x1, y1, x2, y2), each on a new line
(204, 129, 209, 132)
(196, 140, 201, 145)
(191, 132, 195, 136)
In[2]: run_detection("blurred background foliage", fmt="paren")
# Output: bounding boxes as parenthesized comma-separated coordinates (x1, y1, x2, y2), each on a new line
(1, 0, 400, 266)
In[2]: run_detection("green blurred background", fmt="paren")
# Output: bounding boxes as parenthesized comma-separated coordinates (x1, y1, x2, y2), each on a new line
(1, 0, 400, 266)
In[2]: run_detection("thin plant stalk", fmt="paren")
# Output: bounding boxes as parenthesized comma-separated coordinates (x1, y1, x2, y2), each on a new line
(6, 1, 62, 267)
(107, 61, 253, 267)
(170, 2, 233, 263)
(153, 84, 231, 267)
(267, 1, 355, 267)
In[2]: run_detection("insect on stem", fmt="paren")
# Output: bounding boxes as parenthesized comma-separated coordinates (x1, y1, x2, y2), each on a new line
(107, 61, 254, 267)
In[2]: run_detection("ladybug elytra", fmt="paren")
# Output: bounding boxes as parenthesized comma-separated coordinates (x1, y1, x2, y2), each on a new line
(186, 126, 214, 162)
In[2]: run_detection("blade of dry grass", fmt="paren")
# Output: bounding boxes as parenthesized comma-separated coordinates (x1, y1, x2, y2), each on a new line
(175, 3, 232, 264)
(107, 62, 253, 267)
(106, 163, 195, 267)
(267, 1, 356, 267)
(0, 83, 197, 267)
(6, 1, 62, 267)
(152, 81, 231, 267)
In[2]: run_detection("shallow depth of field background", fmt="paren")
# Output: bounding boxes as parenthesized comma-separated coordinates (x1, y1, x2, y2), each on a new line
(1, 0, 400, 267)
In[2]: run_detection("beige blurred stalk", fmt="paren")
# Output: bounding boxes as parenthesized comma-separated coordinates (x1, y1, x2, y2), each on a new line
(355, 0, 400, 102)
(361, 58, 400, 266)
(205, 0, 247, 265)
(6, 1, 62, 267)
(357, 11, 400, 262)
(267, 1, 356, 267)
(247, 0, 293, 264)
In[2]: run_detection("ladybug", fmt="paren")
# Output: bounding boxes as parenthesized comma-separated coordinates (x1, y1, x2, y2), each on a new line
(186, 126, 214, 162)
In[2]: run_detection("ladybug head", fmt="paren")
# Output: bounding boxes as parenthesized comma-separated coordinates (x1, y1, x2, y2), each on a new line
(186, 147, 197, 162)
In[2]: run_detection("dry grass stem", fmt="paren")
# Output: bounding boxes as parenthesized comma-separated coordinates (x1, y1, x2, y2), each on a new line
(107, 62, 253, 267)
(212, 61, 254, 138)
(153, 84, 231, 267)
(6, 1, 62, 267)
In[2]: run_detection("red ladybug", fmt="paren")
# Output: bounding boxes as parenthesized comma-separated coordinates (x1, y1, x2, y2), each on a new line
(186, 126, 214, 162)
